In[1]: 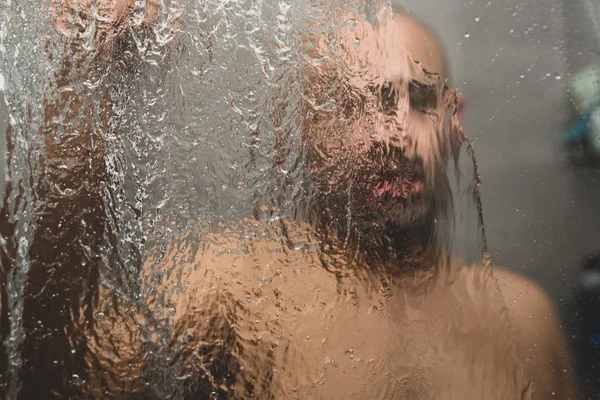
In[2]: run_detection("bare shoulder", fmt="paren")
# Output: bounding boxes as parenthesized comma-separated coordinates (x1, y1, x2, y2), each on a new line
(493, 267, 559, 335)
(493, 267, 577, 400)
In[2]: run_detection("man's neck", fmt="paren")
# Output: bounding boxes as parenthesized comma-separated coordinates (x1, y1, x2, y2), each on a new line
(307, 212, 441, 278)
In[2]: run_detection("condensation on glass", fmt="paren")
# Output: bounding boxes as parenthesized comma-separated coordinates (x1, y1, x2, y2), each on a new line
(0, 0, 526, 399)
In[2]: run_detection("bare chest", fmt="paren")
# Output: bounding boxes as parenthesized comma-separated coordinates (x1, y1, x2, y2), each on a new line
(165, 249, 526, 400)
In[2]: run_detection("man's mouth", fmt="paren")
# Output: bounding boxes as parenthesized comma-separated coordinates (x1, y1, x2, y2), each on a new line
(358, 158, 425, 199)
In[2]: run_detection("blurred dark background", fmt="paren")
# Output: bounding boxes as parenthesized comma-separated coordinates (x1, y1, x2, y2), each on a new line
(394, 0, 600, 397)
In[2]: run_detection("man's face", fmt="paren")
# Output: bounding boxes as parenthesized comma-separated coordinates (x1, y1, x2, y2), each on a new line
(302, 12, 454, 231)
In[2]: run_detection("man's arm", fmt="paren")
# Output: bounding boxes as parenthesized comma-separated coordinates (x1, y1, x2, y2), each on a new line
(494, 268, 577, 400)
(1, 2, 162, 397)
(51, 0, 161, 38)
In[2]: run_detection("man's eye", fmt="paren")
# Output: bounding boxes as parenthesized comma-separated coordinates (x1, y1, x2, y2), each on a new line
(380, 80, 397, 113)
(409, 80, 438, 113)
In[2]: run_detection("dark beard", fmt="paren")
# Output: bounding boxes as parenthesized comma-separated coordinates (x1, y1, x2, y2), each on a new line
(308, 182, 440, 269)
(306, 142, 428, 237)
(297, 137, 454, 275)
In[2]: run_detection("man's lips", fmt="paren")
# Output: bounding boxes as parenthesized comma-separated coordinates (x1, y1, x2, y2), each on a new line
(356, 165, 424, 199)
(347, 144, 426, 199)
(353, 155, 427, 199)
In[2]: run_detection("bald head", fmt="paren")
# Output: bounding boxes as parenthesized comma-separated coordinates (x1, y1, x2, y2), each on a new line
(392, 12, 450, 83)
(300, 7, 460, 238)
(304, 7, 450, 89)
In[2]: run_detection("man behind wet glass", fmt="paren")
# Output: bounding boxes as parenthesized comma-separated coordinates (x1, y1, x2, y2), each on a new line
(0, 1, 576, 399)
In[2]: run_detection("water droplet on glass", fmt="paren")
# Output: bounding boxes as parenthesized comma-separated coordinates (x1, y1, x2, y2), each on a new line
(260, 277, 272, 286)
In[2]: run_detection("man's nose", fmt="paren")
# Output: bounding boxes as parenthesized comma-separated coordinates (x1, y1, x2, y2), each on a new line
(367, 140, 405, 160)
(369, 127, 407, 152)
(380, 80, 399, 114)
